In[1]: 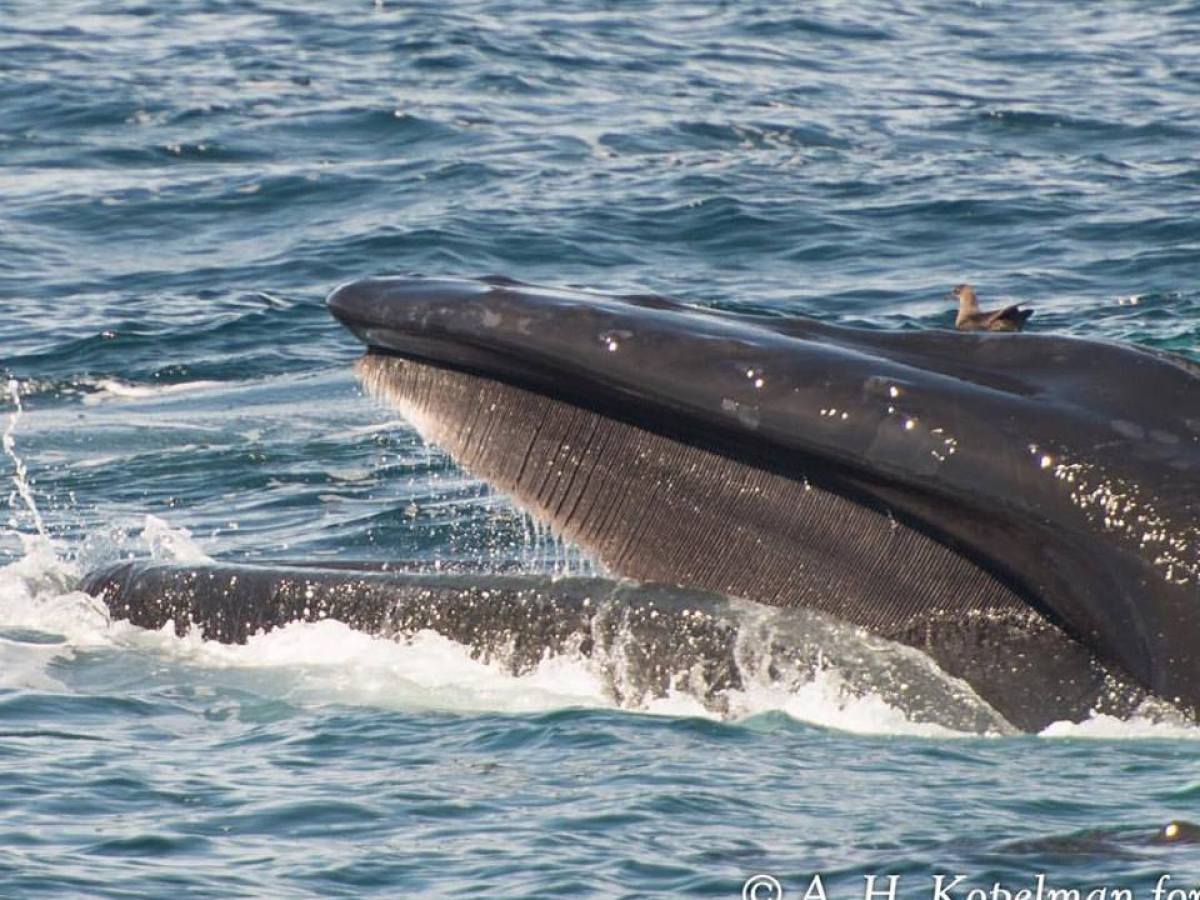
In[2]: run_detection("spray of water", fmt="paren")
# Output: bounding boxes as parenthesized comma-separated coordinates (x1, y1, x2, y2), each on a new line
(3, 379, 48, 539)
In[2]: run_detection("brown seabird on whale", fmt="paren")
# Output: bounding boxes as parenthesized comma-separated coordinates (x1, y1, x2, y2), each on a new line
(952, 283, 1033, 332)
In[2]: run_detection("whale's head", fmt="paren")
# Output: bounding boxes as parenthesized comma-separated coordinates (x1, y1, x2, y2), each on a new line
(329, 274, 1200, 729)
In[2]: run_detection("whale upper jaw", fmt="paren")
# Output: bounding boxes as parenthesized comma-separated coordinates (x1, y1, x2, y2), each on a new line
(328, 274, 1200, 726)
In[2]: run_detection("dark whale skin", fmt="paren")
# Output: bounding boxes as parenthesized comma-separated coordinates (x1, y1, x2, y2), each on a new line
(327, 275, 1200, 714)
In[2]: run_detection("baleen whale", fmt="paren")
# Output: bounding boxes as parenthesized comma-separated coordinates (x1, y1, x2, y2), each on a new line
(84, 275, 1200, 732)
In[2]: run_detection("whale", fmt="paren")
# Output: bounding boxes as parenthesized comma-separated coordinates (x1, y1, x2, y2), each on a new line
(83, 274, 1200, 731)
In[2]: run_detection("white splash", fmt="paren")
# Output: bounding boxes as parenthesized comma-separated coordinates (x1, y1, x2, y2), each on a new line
(1040, 708, 1200, 740)
(723, 668, 970, 737)
(115, 620, 613, 714)
(139, 514, 212, 564)
(0, 534, 106, 646)
(4, 379, 48, 538)
(0, 515, 210, 650)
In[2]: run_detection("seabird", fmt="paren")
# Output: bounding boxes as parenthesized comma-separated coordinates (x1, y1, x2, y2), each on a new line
(952, 283, 1033, 332)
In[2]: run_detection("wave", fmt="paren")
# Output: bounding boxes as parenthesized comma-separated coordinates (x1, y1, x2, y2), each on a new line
(79, 377, 227, 406)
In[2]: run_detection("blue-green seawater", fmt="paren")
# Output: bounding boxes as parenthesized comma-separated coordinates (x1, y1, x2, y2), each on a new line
(2, 1, 1199, 896)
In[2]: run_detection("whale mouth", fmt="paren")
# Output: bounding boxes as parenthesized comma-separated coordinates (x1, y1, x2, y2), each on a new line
(325, 273, 1195, 731)
(325, 273, 1200, 731)
(348, 349, 1154, 733)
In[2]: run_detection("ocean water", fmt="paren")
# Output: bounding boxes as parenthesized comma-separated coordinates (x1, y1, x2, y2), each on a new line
(2, 0, 1200, 896)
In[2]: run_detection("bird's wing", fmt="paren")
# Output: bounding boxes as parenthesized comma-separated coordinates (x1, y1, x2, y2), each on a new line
(985, 305, 1032, 326)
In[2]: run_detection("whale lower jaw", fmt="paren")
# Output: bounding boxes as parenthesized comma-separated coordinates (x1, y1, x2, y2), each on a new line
(352, 352, 1147, 732)
(81, 559, 1076, 735)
